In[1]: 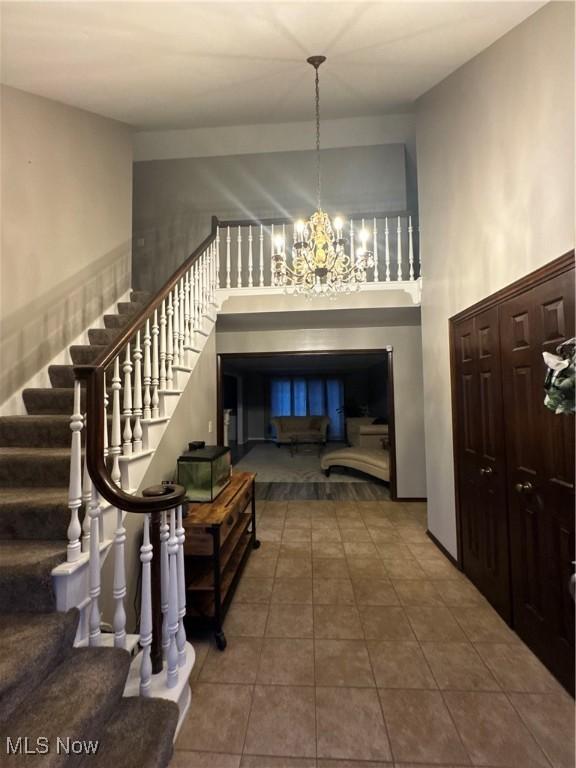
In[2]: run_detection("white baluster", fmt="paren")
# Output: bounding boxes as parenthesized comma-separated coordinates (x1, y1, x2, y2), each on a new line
(204, 251, 209, 313)
(179, 278, 185, 362)
(160, 511, 170, 659)
(132, 332, 143, 453)
(176, 505, 187, 667)
(373, 217, 379, 282)
(159, 301, 167, 392)
(247, 225, 253, 287)
(408, 215, 415, 281)
(216, 227, 221, 289)
(172, 286, 180, 368)
(143, 320, 152, 420)
(397, 215, 402, 281)
(270, 223, 275, 283)
(112, 507, 127, 649)
(236, 227, 242, 288)
(350, 219, 355, 263)
(67, 380, 82, 562)
(384, 216, 391, 282)
(139, 513, 153, 697)
(122, 343, 133, 455)
(81, 436, 91, 553)
(88, 484, 102, 647)
(166, 295, 174, 389)
(151, 310, 160, 418)
(166, 508, 179, 688)
(184, 273, 191, 366)
(199, 254, 204, 318)
(110, 357, 122, 486)
(226, 225, 231, 289)
(259, 224, 264, 286)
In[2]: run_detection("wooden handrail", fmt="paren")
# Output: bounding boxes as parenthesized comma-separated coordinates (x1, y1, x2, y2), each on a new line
(218, 210, 416, 229)
(74, 215, 219, 514)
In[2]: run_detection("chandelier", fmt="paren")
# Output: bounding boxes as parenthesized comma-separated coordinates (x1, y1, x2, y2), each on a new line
(272, 55, 374, 297)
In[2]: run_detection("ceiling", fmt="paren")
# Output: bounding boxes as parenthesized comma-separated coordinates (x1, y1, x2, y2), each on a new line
(1, 1, 543, 131)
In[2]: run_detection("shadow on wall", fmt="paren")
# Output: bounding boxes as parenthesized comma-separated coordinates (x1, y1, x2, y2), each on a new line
(0, 243, 131, 404)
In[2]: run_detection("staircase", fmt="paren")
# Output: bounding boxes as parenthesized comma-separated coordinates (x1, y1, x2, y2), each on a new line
(0, 291, 180, 764)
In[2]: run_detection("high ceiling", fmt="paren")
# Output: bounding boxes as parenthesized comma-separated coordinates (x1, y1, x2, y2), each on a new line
(1, 1, 543, 131)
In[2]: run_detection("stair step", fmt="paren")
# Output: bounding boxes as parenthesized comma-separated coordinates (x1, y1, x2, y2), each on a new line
(91, 697, 178, 768)
(0, 540, 66, 612)
(0, 447, 71, 487)
(0, 415, 71, 447)
(88, 327, 121, 346)
(130, 290, 152, 304)
(103, 313, 130, 330)
(48, 364, 75, 389)
(0, 609, 79, 723)
(0, 646, 131, 768)
(23, 387, 112, 415)
(69, 344, 106, 365)
(0, 487, 71, 540)
(117, 301, 147, 316)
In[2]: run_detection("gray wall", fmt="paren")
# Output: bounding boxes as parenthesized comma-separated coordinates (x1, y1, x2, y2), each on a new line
(417, 2, 575, 556)
(0, 85, 133, 405)
(132, 143, 409, 293)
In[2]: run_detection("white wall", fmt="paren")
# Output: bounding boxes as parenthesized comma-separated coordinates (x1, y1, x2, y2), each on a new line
(0, 85, 133, 404)
(216, 326, 426, 499)
(417, 2, 575, 556)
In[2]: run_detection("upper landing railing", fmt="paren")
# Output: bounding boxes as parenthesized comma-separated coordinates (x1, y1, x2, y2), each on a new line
(216, 211, 420, 290)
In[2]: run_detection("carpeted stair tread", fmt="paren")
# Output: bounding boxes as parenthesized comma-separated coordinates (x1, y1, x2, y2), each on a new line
(88, 327, 121, 346)
(130, 290, 152, 303)
(0, 447, 71, 487)
(0, 609, 79, 723)
(0, 415, 71, 447)
(0, 540, 66, 612)
(48, 365, 76, 389)
(0, 487, 70, 540)
(23, 387, 112, 415)
(103, 313, 130, 329)
(0, 647, 131, 768)
(69, 344, 107, 365)
(117, 301, 147, 315)
(91, 697, 178, 768)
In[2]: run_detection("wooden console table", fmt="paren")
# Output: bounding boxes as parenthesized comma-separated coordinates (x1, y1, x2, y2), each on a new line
(183, 471, 259, 649)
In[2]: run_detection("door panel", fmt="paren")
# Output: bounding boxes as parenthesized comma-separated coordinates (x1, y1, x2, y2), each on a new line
(500, 267, 575, 693)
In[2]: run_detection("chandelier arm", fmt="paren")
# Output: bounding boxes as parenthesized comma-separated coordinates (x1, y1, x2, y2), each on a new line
(315, 65, 321, 210)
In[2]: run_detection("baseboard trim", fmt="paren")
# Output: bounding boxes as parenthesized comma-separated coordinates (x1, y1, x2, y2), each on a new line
(426, 529, 461, 569)
(397, 496, 427, 502)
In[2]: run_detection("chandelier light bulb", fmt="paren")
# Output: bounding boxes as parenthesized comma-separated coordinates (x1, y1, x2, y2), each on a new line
(274, 234, 285, 251)
(359, 228, 369, 245)
(333, 216, 343, 231)
(295, 220, 305, 234)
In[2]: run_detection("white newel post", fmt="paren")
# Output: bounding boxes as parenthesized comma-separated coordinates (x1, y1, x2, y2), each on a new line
(166, 508, 179, 688)
(166, 295, 174, 389)
(226, 225, 231, 289)
(112, 507, 127, 649)
(67, 380, 82, 562)
(259, 224, 264, 287)
(151, 310, 160, 418)
(139, 513, 153, 697)
(143, 320, 152, 420)
(122, 343, 133, 455)
(236, 227, 242, 288)
(159, 301, 167, 393)
(397, 215, 402, 281)
(132, 332, 143, 453)
(88, 483, 102, 647)
(373, 217, 379, 282)
(160, 511, 170, 658)
(408, 216, 415, 281)
(176, 506, 187, 667)
(385, 216, 391, 282)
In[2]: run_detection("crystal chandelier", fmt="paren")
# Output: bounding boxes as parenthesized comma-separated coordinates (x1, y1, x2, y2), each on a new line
(272, 55, 374, 297)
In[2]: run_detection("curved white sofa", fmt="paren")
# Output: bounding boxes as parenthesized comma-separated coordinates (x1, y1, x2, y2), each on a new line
(320, 446, 390, 482)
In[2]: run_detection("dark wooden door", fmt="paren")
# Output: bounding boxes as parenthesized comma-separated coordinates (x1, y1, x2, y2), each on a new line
(453, 308, 511, 621)
(500, 267, 575, 693)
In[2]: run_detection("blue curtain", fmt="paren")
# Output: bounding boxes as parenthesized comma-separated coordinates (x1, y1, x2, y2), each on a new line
(270, 376, 344, 439)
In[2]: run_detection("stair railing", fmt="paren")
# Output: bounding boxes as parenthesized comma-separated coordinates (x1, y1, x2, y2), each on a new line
(217, 210, 419, 290)
(67, 215, 220, 696)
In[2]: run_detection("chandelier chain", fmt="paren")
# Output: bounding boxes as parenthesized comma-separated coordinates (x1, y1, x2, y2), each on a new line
(315, 65, 321, 210)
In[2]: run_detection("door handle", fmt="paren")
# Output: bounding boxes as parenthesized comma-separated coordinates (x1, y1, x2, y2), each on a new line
(480, 467, 494, 477)
(515, 481, 534, 494)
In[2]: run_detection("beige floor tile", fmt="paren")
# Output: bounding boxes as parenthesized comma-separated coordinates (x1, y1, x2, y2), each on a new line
(335, 509, 363, 521)
(266, 604, 314, 638)
(375, 542, 414, 560)
(171, 751, 241, 768)
(418, 557, 464, 580)
(316, 686, 392, 761)
(367, 528, 402, 544)
(352, 578, 399, 606)
(343, 540, 379, 558)
(433, 579, 486, 606)
(379, 689, 469, 765)
(280, 541, 313, 558)
(475, 642, 565, 692)
(368, 641, 437, 689)
(199, 638, 263, 684)
(444, 690, 550, 767)
(405, 605, 467, 642)
(381, 558, 426, 579)
(316, 761, 392, 768)
(224, 603, 269, 638)
(509, 692, 576, 768)
(313, 577, 355, 605)
(272, 578, 313, 604)
(257, 638, 315, 685)
(177, 683, 252, 753)
(264, 501, 288, 515)
(312, 528, 342, 542)
(282, 529, 312, 542)
(407, 541, 447, 560)
(259, 528, 283, 543)
(312, 541, 346, 558)
(284, 518, 312, 530)
(241, 757, 316, 768)
(359, 606, 416, 641)
(421, 642, 500, 691)
(451, 606, 519, 643)
(244, 685, 316, 758)
(314, 639, 375, 687)
(234, 577, 274, 604)
(243, 555, 278, 578)
(311, 518, 340, 530)
(313, 558, 350, 578)
(314, 604, 364, 639)
(392, 579, 444, 606)
(276, 556, 313, 578)
(395, 528, 430, 544)
(346, 557, 388, 579)
(338, 518, 369, 530)
(361, 515, 394, 529)
(188, 639, 211, 682)
(339, 527, 373, 542)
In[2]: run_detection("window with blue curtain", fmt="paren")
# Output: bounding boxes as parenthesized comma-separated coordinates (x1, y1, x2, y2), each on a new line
(269, 376, 344, 440)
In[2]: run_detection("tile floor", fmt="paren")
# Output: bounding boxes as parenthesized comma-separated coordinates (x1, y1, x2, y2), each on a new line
(172, 498, 575, 768)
